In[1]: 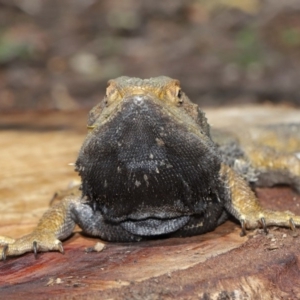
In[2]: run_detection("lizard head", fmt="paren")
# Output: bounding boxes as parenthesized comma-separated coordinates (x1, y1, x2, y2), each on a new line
(86, 76, 211, 140)
(75, 76, 222, 236)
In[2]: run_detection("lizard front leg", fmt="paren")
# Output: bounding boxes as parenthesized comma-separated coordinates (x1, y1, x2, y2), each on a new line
(0, 195, 79, 260)
(244, 145, 300, 192)
(221, 164, 300, 236)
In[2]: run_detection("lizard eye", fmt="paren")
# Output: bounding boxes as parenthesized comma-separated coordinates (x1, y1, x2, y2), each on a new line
(176, 88, 183, 104)
(177, 89, 182, 99)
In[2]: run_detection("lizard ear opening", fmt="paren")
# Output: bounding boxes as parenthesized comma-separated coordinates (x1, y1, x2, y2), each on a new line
(87, 125, 96, 132)
(106, 80, 115, 97)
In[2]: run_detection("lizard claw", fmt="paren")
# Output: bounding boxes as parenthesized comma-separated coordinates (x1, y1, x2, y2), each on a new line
(289, 218, 296, 231)
(240, 217, 269, 236)
(240, 219, 247, 237)
(33, 241, 38, 258)
(2, 245, 8, 261)
(58, 242, 64, 254)
(260, 217, 269, 235)
(289, 218, 298, 237)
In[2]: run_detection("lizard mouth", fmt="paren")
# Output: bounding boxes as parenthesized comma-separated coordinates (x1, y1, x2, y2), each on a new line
(119, 215, 190, 236)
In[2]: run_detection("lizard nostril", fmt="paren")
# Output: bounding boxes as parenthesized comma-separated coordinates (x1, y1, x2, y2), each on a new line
(133, 96, 145, 106)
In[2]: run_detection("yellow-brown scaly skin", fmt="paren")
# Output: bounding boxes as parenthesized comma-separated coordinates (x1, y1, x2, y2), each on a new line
(0, 76, 300, 259)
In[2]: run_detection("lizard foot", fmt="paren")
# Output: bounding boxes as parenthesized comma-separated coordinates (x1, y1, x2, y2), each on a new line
(0, 231, 64, 260)
(239, 211, 299, 237)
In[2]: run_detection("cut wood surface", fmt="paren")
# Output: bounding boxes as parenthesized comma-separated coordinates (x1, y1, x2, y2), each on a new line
(0, 105, 300, 300)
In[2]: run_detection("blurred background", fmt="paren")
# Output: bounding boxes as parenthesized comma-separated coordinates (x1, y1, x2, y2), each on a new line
(0, 0, 300, 111)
